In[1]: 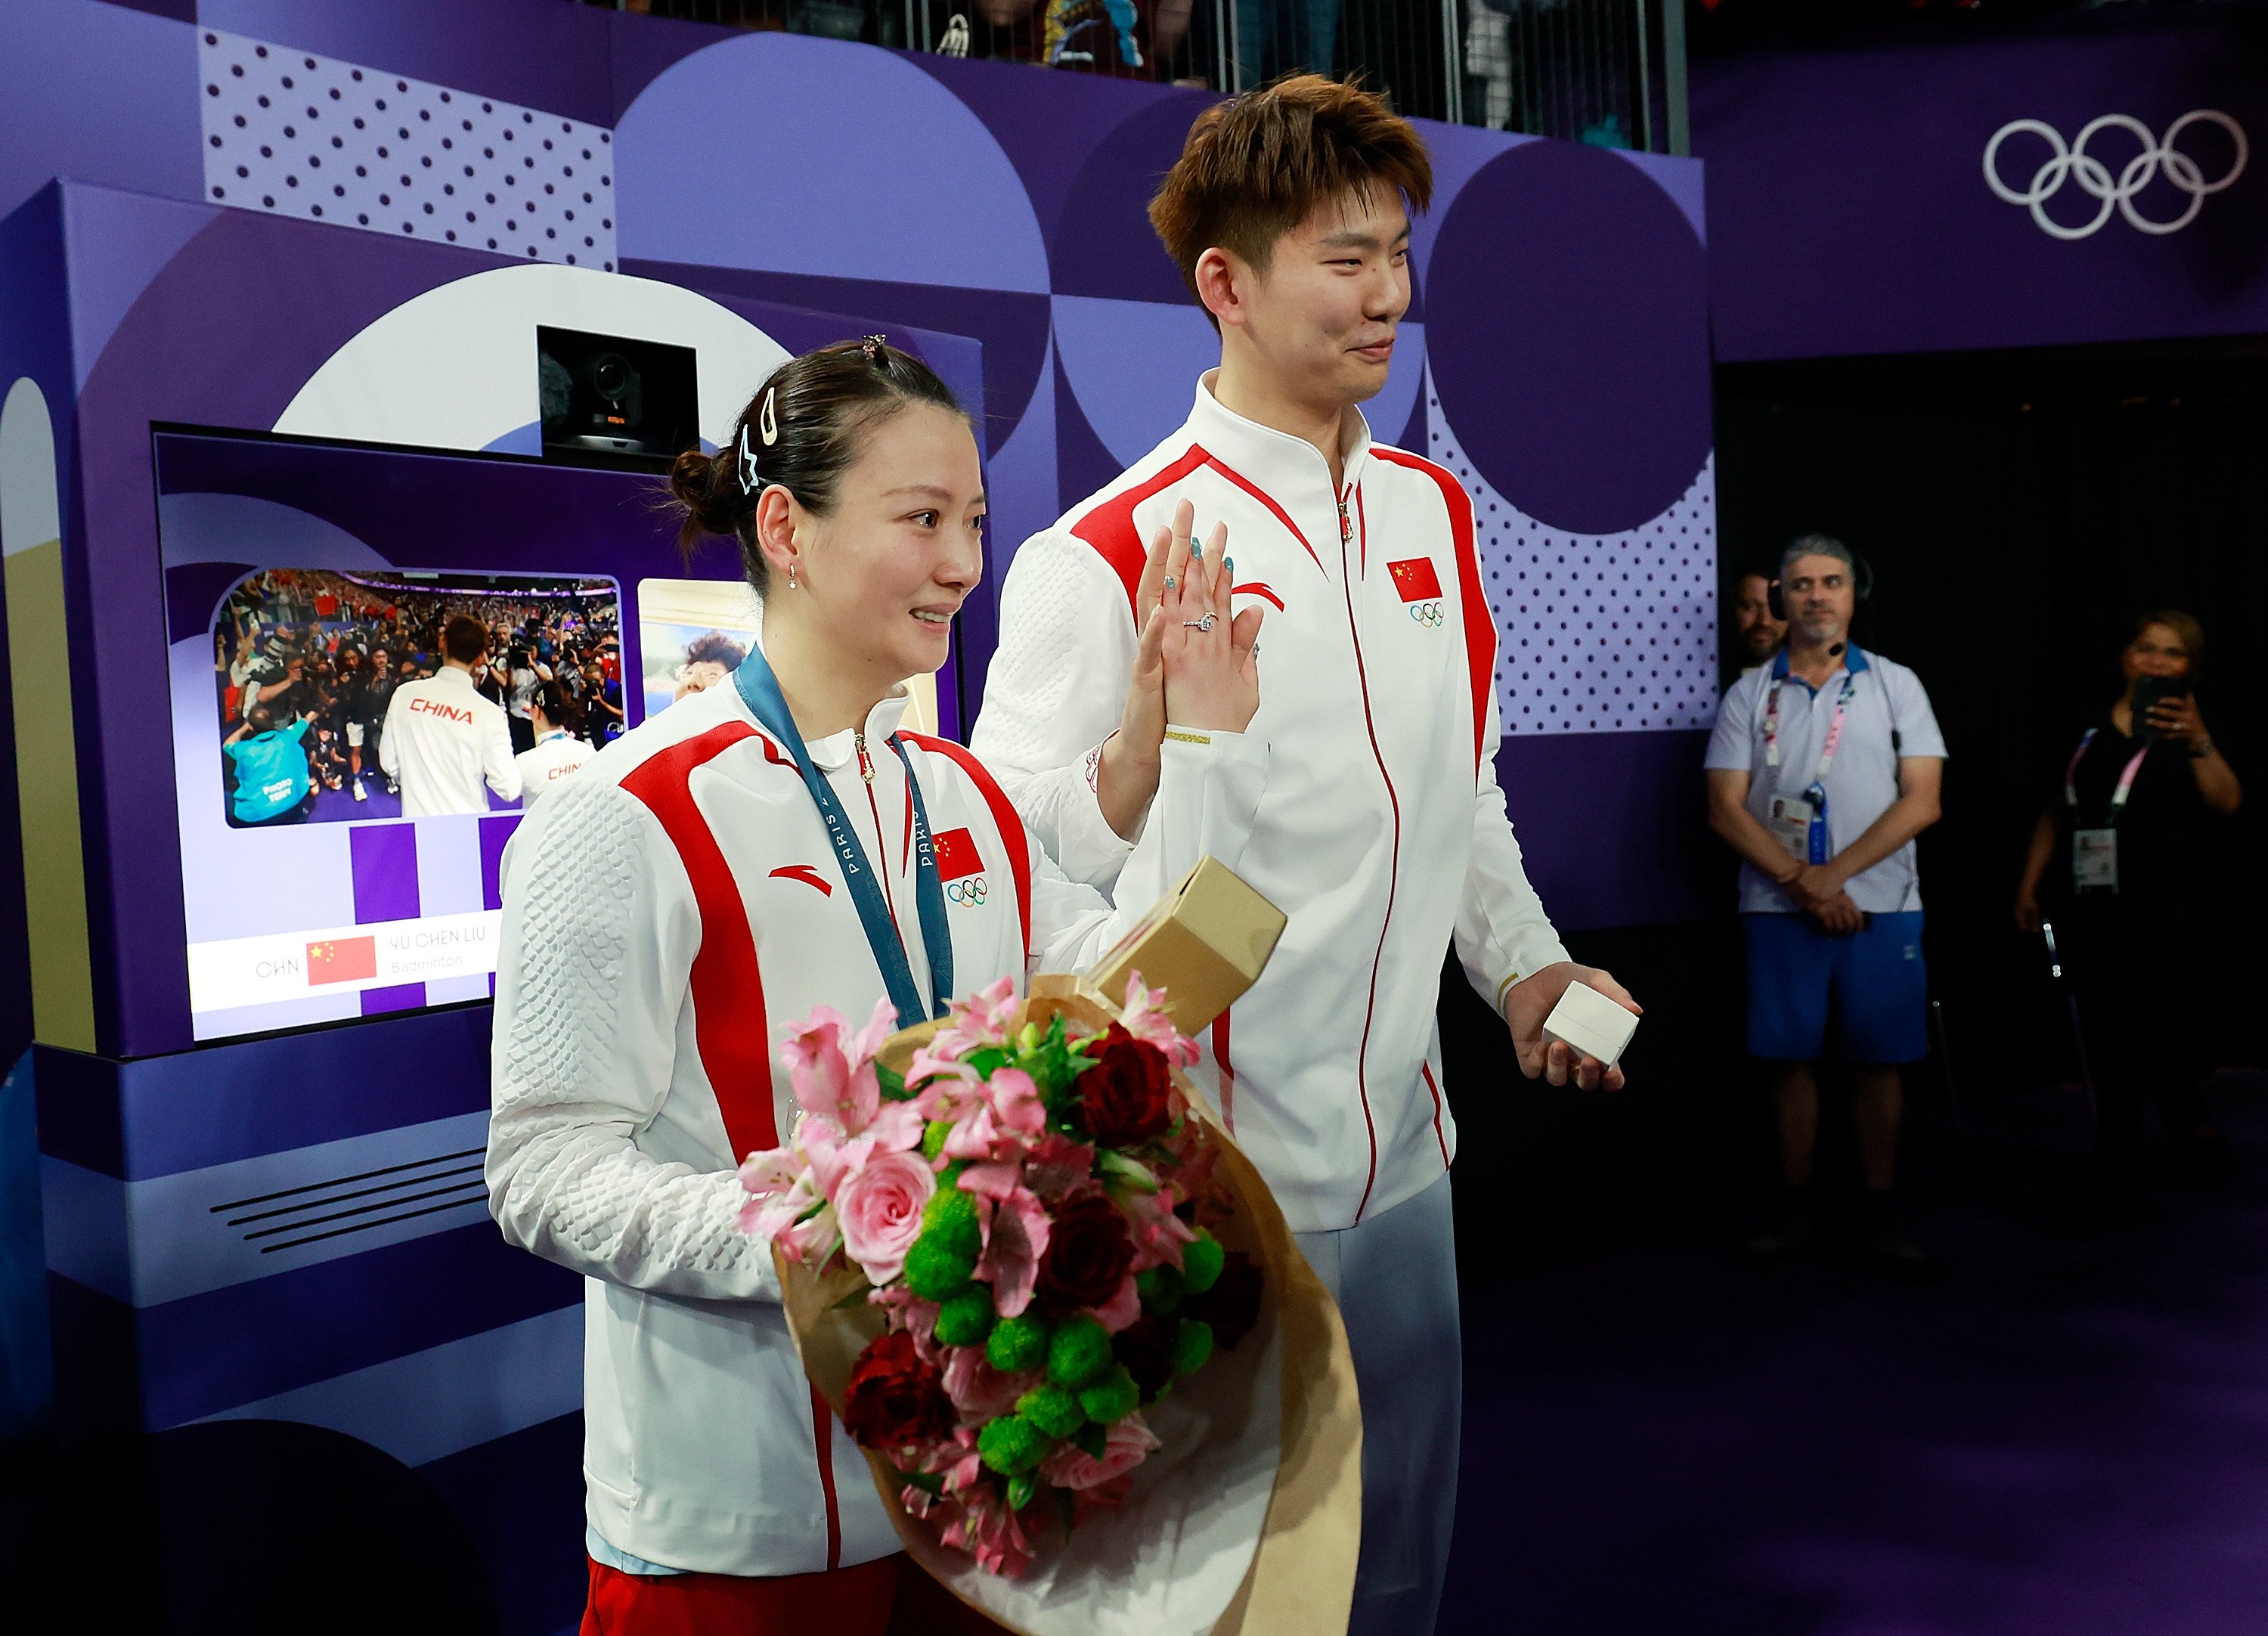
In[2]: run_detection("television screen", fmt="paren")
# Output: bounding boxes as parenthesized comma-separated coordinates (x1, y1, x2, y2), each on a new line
(154, 430, 749, 1043)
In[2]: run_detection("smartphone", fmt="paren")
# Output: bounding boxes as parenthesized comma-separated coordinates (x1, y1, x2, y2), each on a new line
(2132, 674, 2189, 742)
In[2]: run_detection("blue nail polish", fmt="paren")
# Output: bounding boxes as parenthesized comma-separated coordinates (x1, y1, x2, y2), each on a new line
(1225, 556, 1235, 578)
(1189, 539, 1203, 562)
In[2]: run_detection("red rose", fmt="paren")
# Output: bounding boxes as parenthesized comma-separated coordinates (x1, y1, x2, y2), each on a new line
(1113, 1313, 1176, 1400)
(841, 1331, 952, 1451)
(1185, 1251, 1263, 1349)
(1077, 1024, 1175, 1147)
(1035, 1193, 1135, 1311)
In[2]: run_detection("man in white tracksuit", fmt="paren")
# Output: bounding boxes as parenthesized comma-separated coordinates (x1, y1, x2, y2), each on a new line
(380, 614, 522, 816)
(971, 76, 1638, 1634)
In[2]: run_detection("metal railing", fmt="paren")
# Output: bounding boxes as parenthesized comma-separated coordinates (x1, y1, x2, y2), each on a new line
(584, 0, 1690, 153)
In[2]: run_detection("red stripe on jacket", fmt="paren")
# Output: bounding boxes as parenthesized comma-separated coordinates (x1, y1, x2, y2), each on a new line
(1069, 447, 1208, 618)
(1371, 448, 1495, 774)
(618, 722, 775, 1163)
(896, 733, 1033, 965)
(1069, 445, 1327, 622)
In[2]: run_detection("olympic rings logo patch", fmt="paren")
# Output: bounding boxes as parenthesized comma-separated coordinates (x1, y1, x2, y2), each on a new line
(1984, 111, 2247, 240)
(1410, 600, 1445, 627)
(946, 877, 989, 907)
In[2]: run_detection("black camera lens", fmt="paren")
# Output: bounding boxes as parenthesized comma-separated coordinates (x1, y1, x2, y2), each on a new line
(593, 353, 631, 404)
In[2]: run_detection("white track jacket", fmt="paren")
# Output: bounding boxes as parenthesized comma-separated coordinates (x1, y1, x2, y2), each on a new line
(971, 376, 1570, 1234)
(486, 677, 1264, 1577)
(380, 665, 520, 816)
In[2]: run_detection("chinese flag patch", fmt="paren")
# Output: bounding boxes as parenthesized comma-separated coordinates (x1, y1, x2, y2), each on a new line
(306, 935, 378, 985)
(1387, 557, 1443, 603)
(931, 827, 985, 882)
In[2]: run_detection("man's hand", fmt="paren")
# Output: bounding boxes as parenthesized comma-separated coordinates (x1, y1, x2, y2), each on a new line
(1783, 863, 1861, 932)
(1502, 962, 1641, 1091)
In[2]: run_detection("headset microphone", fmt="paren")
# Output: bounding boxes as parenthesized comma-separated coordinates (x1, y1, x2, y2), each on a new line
(1829, 642, 1846, 658)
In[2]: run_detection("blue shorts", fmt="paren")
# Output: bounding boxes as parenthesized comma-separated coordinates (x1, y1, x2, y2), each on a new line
(1743, 910, 1928, 1065)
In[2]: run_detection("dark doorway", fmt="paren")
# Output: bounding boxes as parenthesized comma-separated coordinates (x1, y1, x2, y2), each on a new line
(1714, 340, 2268, 1102)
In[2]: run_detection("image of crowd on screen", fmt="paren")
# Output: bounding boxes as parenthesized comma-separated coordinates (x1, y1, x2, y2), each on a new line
(213, 569, 622, 827)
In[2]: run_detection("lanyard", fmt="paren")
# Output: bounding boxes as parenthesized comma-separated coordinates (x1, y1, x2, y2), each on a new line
(2064, 728, 2151, 823)
(733, 647, 953, 1027)
(1764, 668, 1859, 779)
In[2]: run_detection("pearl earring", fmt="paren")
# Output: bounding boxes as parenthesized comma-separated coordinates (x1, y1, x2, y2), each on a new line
(786, 564, 798, 590)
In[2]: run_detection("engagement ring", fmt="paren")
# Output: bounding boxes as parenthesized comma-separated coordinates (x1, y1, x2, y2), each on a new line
(1182, 613, 1216, 632)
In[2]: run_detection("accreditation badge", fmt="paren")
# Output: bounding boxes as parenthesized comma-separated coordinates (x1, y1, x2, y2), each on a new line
(1768, 795, 1815, 865)
(2072, 826, 2119, 895)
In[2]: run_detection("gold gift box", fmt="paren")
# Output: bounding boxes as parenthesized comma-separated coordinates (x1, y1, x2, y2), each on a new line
(1075, 854, 1286, 1036)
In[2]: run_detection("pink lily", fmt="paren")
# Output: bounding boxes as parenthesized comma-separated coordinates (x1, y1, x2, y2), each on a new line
(966, 1177, 1050, 1318)
(779, 995, 897, 1136)
(941, 974, 1018, 1050)
(1117, 1180, 1198, 1273)
(1116, 970, 1200, 1067)
(869, 1285, 942, 1350)
(987, 1067, 1048, 1138)
(1085, 1271, 1142, 1334)
(1039, 1414, 1160, 1492)
(1021, 1132, 1098, 1202)
(941, 1346, 1033, 1425)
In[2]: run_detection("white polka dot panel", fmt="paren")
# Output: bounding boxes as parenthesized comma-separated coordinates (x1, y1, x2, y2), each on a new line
(197, 29, 618, 270)
(1426, 373, 1718, 737)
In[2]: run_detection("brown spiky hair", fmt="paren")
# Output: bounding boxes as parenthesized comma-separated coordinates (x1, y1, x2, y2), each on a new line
(1148, 75, 1433, 318)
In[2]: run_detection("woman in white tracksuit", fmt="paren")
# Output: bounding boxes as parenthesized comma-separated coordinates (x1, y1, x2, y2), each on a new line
(485, 339, 1266, 1636)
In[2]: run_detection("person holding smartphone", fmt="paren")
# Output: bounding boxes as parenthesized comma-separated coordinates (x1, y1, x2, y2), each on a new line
(2014, 609, 2242, 1188)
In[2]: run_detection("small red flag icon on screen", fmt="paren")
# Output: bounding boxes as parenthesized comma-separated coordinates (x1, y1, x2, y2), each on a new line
(1387, 557, 1443, 603)
(306, 935, 378, 985)
(931, 827, 984, 882)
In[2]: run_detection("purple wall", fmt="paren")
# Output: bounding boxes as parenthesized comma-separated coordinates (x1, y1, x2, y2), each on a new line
(2, 2, 1718, 1064)
(1696, 15, 2268, 361)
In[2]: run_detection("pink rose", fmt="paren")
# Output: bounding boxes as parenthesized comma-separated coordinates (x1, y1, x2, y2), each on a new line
(835, 1148, 936, 1281)
(1039, 1414, 1159, 1491)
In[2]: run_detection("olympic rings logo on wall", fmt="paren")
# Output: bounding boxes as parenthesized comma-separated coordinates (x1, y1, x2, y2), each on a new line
(1410, 601, 1445, 627)
(1984, 111, 2248, 240)
(946, 877, 989, 907)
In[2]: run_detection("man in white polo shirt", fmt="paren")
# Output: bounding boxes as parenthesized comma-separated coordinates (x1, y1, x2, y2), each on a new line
(380, 613, 522, 816)
(1706, 534, 1946, 1265)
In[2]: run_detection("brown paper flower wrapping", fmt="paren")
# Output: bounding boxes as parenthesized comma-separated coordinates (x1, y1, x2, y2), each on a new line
(775, 978, 1362, 1636)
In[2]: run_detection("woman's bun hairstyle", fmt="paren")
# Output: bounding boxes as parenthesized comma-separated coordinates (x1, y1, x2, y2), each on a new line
(666, 336, 964, 596)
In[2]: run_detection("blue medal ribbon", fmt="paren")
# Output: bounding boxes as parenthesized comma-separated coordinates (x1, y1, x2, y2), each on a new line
(733, 646, 953, 1026)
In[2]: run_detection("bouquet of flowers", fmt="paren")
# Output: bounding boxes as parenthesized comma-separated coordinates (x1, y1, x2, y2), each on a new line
(739, 972, 1265, 1580)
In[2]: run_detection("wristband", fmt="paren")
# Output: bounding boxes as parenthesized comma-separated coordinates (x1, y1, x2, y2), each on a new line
(2192, 739, 2215, 760)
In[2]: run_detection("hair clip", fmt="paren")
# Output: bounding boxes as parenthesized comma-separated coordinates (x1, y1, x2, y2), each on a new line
(736, 419, 761, 495)
(861, 333, 887, 365)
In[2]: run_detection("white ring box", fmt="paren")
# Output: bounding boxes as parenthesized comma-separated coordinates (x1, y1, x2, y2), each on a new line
(1541, 980, 1638, 1067)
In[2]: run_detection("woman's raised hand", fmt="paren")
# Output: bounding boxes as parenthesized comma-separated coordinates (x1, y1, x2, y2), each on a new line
(1157, 514, 1262, 734)
(1095, 501, 1263, 839)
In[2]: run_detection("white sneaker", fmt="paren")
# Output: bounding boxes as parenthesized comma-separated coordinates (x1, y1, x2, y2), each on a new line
(352, 779, 367, 803)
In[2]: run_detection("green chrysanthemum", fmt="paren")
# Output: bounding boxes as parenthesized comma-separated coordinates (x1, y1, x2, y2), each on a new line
(1046, 1314, 1113, 1389)
(977, 1413, 1049, 1475)
(1016, 1382, 1086, 1440)
(1136, 1264, 1185, 1315)
(1180, 1230, 1225, 1295)
(933, 1284, 996, 1348)
(987, 1310, 1052, 1374)
(1077, 1364, 1139, 1426)
(1171, 1318, 1215, 1377)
